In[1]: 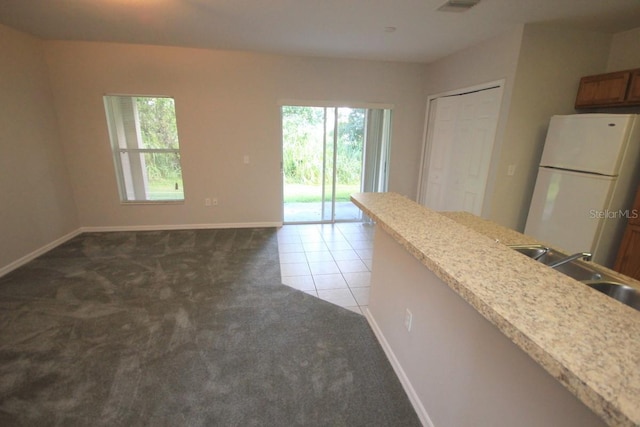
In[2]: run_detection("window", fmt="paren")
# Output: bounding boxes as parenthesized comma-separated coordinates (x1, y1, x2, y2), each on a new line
(103, 95, 185, 202)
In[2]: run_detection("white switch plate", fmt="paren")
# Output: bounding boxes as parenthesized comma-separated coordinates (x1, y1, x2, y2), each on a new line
(204, 198, 212, 207)
(243, 155, 250, 164)
(404, 308, 413, 331)
(507, 164, 516, 176)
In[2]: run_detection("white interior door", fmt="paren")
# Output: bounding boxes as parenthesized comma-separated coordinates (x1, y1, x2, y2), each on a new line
(421, 96, 459, 210)
(419, 86, 502, 216)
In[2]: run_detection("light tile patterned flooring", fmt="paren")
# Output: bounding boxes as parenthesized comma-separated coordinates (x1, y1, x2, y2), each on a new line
(277, 222, 374, 315)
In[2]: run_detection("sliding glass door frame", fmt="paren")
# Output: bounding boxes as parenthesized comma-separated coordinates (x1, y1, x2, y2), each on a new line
(281, 101, 393, 225)
(315, 106, 340, 224)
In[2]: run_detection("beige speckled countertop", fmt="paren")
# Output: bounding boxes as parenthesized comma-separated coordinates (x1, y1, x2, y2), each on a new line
(351, 192, 640, 427)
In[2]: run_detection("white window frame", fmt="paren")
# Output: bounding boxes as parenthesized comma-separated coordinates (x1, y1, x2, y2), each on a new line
(103, 95, 185, 203)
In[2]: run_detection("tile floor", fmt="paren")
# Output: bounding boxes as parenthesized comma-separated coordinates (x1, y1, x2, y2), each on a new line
(277, 222, 374, 315)
(283, 201, 363, 223)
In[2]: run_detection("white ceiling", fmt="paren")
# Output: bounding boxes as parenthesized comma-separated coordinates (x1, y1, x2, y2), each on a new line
(1, 0, 639, 63)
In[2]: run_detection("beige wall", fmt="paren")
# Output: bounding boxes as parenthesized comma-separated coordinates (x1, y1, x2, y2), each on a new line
(421, 26, 524, 219)
(490, 24, 611, 230)
(422, 26, 524, 97)
(369, 227, 606, 427)
(4, 22, 638, 272)
(0, 25, 78, 272)
(43, 41, 426, 229)
(422, 24, 612, 231)
(607, 27, 640, 71)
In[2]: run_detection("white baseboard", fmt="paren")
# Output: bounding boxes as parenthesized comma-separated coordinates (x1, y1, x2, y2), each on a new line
(0, 229, 82, 278)
(80, 222, 283, 233)
(0, 222, 283, 278)
(364, 307, 434, 427)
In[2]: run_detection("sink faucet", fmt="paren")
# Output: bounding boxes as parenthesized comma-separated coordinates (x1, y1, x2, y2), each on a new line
(546, 252, 592, 268)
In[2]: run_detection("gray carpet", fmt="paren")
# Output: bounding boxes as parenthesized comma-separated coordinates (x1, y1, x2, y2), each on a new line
(0, 228, 420, 426)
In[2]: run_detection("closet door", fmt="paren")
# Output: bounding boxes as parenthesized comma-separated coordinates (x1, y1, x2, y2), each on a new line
(421, 96, 459, 211)
(419, 87, 501, 216)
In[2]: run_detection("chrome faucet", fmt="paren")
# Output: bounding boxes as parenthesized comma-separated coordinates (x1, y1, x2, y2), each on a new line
(546, 252, 592, 268)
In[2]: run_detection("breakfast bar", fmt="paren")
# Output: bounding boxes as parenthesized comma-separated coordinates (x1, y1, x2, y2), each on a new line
(351, 192, 640, 427)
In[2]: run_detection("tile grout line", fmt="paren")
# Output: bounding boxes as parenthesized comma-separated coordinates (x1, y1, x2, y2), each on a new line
(278, 223, 373, 314)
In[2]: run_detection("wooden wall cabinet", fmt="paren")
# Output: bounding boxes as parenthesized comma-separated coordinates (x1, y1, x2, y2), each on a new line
(627, 70, 640, 103)
(614, 186, 640, 280)
(575, 68, 640, 109)
(614, 228, 640, 280)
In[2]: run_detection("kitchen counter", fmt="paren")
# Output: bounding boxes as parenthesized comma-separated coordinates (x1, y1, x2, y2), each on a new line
(351, 192, 640, 427)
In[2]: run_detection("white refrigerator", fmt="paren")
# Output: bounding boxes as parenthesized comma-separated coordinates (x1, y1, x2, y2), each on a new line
(524, 113, 640, 267)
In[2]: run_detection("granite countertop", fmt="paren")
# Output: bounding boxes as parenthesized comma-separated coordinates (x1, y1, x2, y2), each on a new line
(351, 192, 640, 427)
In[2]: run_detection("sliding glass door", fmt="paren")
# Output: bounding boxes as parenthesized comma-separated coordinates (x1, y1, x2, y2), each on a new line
(282, 105, 391, 224)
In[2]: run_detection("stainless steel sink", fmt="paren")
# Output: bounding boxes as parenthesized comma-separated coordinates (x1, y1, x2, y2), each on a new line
(539, 250, 604, 282)
(508, 244, 640, 311)
(585, 281, 640, 311)
(508, 244, 548, 260)
(509, 245, 603, 281)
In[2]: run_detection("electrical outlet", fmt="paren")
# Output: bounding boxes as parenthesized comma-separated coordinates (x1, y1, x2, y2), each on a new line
(212, 198, 218, 206)
(404, 309, 412, 332)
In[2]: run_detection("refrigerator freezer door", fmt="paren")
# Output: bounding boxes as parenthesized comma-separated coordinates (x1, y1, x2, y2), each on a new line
(524, 168, 615, 256)
(540, 114, 634, 175)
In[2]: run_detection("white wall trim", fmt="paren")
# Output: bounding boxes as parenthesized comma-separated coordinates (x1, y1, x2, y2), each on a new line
(0, 229, 83, 278)
(423, 79, 505, 100)
(416, 79, 506, 206)
(277, 99, 395, 110)
(364, 307, 435, 427)
(0, 222, 283, 277)
(80, 222, 283, 233)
